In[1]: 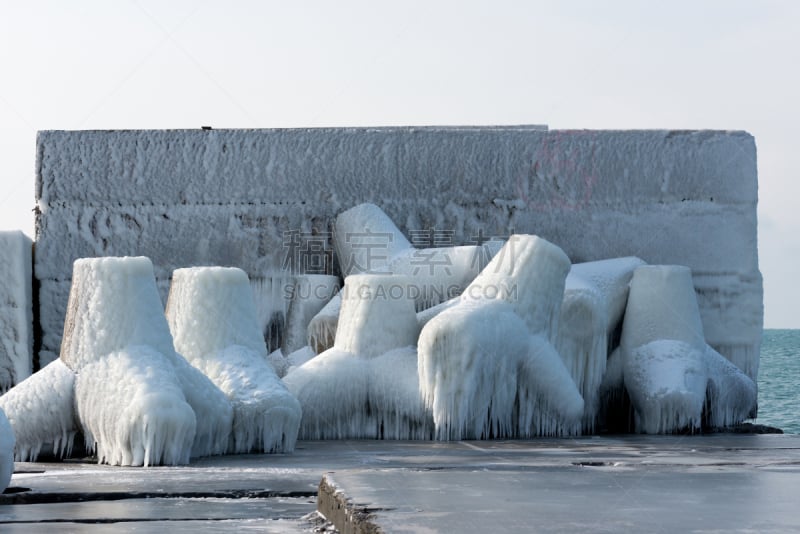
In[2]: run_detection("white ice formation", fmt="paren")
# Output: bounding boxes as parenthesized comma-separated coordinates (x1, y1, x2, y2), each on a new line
(617, 266, 757, 433)
(167, 267, 301, 454)
(60, 256, 233, 465)
(307, 203, 503, 354)
(557, 257, 645, 431)
(285, 274, 433, 439)
(0, 359, 77, 461)
(418, 235, 585, 439)
(0, 231, 33, 393)
(1, 407, 15, 492)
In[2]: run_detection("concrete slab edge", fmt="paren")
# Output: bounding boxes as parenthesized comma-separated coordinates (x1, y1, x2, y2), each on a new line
(318, 474, 383, 534)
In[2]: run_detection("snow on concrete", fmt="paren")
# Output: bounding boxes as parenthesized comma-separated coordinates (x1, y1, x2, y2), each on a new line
(557, 257, 645, 430)
(284, 274, 433, 439)
(619, 266, 756, 433)
(0, 407, 13, 492)
(34, 129, 762, 382)
(0, 359, 77, 461)
(166, 267, 301, 453)
(0, 231, 33, 392)
(418, 235, 584, 439)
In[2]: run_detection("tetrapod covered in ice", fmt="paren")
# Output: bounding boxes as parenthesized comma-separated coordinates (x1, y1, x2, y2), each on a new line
(2, 257, 232, 466)
(418, 235, 585, 439)
(556, 257, 645, 431)
(167, 267, 301, 454)
(285, 274, 433, 439)
(616, 265, 757, 433)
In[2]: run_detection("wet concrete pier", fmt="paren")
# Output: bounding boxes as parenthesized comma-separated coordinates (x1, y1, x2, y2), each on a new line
(2, 435, 799, 532)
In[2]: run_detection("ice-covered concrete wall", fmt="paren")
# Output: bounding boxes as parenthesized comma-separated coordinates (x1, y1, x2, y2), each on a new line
(34, 127, 762, 379)
(0, 231, 33, 391)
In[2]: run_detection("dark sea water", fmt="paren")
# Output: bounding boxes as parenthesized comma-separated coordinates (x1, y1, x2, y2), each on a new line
(756, 329, 800, 434)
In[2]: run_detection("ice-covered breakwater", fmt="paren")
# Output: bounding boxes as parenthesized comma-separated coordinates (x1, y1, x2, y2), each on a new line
(33, 127, 761, 382)
(1, 206, 758, 465)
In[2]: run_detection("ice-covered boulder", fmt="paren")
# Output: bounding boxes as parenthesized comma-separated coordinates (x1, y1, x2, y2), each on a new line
(285, 274, 433, 439)
(557, 257, 645, 430)
(1, 407, 15, 492)
(0, 231, 33, 393)
(418, 235, 585, 439)
(167, 267, 301, 453)
(619, 266, 756, 433)
(0, 359, 77, 461)
(307, 203, 502, 354)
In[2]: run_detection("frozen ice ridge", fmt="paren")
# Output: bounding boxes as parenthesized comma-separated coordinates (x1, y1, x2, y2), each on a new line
(167, 267, 301, 453)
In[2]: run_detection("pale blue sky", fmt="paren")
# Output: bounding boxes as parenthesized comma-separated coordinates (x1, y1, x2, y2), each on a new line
(1, 0, 797, 327)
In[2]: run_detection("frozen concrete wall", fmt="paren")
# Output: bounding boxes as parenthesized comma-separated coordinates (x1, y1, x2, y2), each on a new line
(34, 127, 762, 378)
(0, 231, 33, 391)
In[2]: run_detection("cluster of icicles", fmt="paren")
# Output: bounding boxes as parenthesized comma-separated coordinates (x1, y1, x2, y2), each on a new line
(0, 203, 757, 472)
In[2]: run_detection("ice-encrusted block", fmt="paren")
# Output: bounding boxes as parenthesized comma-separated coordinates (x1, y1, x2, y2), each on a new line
(0, 231, 32, 392)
